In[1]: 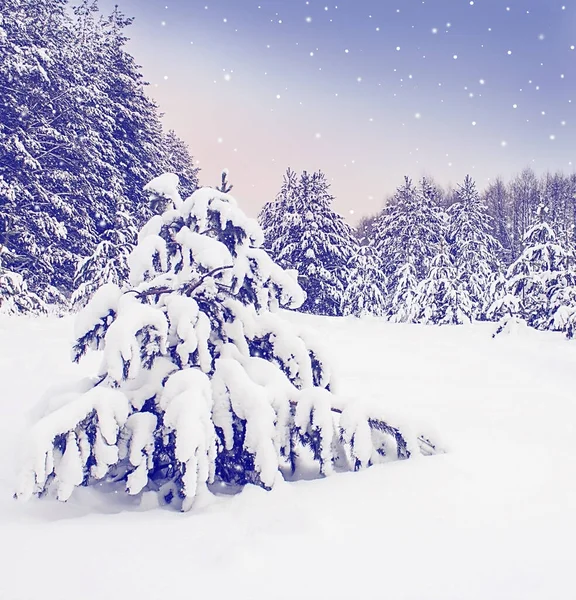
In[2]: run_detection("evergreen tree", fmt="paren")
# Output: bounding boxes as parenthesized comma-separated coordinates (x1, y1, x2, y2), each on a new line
(259, 168, 298, 257)
(374, 177, 445, 321)
(0, 0, 198, 303)
(485, 272, 519, 322)
(342, 243, 387, 317)
(546, 273, 576, 336)
(447, 175, 501, 320)
(16, 175, 422, 510)
(504, 204, 571, 329)
(70, 199, 138, 309)
(0, 0, 85, 301)
(388, 259, 420, 323)
(262, 170, 357, 316)
(415, 242, 473, 325)
(0, 218, 45, 314)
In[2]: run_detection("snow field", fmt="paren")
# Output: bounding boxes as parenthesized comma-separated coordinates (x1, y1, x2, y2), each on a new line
(1, 313, 576, 599)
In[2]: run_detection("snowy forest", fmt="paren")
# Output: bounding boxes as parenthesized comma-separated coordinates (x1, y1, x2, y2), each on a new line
(260, 168, 576, 336)
(3, 1, 576, 340)
(2, 1, 576, 596)
(0, 0, 199, 310)
(3, 0, 576, 497)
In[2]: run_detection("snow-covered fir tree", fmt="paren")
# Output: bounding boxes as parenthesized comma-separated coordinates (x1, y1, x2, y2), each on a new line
(447, 175, 501, 320)
(388, 259, 420, 323)
(546, 270, 576, 337)
(485, 272, 519, 322)
(342, 242, 387, 317)
(373, 177, 445, 321)
(70, 200, 138, 310)
(503, 204, 572, 330)
(0, 217, 45, 314)
(261, 170, 357, 316)
(259, 168, 299, 256)
(0, 0, 198, 303)
(17, 175, 424, 510)
(415, 241, 473, 325)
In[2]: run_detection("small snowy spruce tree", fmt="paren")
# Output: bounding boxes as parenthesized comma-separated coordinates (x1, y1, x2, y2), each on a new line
(447, 175, 501, 319)
(485, 272, 525, 336)
(485, 272, 519, 322)
(262, 170, 357, 316)
(17, 175, 424, 511)
(503, 204, 571, 330)
(545, 271, 576, 336)
(388, 259, 420, 323)
(342, 242, 387, 317)
(415, 241, 473, 325)
(259, 168, 298, 257)
(374, 177, 445, 321)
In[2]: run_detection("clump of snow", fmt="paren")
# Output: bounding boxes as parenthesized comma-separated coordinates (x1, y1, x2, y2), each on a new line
(73, 283, 122, 342)
(17, 386, 130, 502)
(144, 173, 183, 209)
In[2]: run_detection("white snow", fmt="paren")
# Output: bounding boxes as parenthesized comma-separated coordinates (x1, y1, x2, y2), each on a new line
(2, 312, 576, 599)
(144, 173, 183, 209)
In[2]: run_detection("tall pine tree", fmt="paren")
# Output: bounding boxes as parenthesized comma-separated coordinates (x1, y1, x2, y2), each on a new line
(342, 242, 387, 317)
(0, 0, 198, 305)
(373, 177, 445, 321)
(260, 170, 357, 316)
(447, 175, 501, 320)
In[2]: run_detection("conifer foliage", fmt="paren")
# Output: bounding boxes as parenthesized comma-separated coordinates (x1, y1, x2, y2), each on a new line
(17, 175, 423, 510)
(416, 241, 473, 325)
(373, 177, 445, 321)
(495, 204, 575, 333)
(0, 218, 45, 315)
(342, 242, 387, 317)
(0, 0, 198, 304)
(260, 170, 357, 316)
(70, 200, 138, 310)
(447, 175, 501, 319)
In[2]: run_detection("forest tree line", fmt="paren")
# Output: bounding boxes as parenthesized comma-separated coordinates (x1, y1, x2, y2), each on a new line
(259, 168, 576, 337)
(2, 0, 575, 340)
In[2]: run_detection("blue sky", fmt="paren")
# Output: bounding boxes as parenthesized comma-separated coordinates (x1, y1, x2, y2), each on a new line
(99, 0, 576, 219)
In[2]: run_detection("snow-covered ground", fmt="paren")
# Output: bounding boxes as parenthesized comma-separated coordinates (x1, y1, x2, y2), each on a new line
(1, 313, 576, 600)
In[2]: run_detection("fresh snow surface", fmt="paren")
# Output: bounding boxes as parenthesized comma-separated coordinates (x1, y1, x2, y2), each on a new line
(2, 313, 576, 599)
